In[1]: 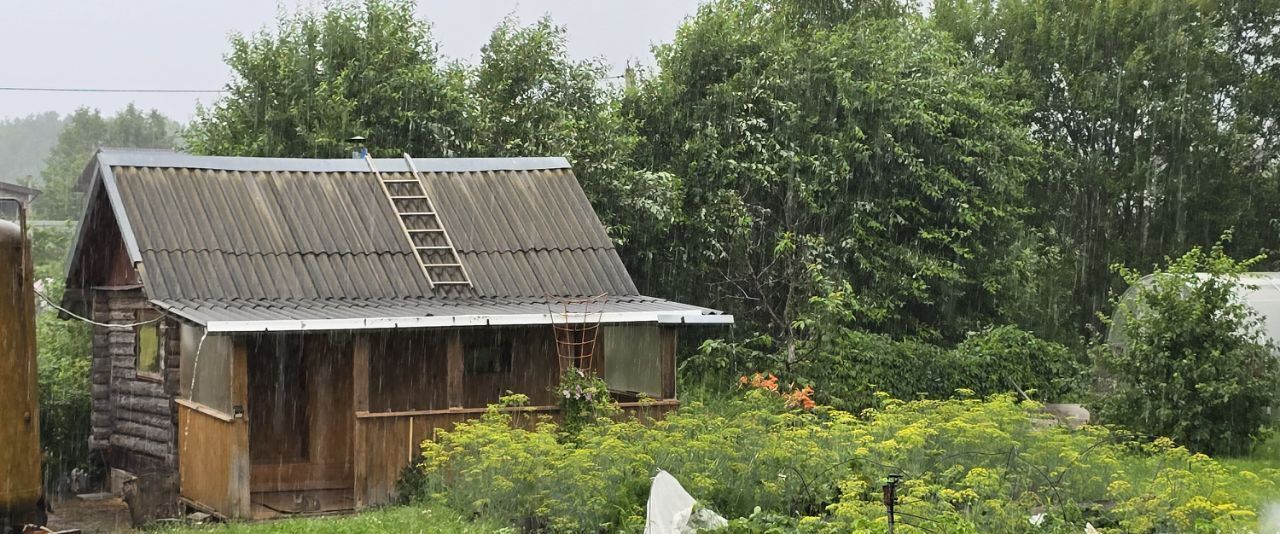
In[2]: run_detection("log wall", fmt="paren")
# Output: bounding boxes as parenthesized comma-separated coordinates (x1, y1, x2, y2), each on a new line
(90, 287, 181, 474)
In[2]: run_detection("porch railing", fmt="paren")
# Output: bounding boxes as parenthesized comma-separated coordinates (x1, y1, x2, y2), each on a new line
(352, 400, 680, 507)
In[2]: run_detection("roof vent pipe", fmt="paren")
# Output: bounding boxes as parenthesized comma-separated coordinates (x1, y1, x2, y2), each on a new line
(347, 136, 368, 159)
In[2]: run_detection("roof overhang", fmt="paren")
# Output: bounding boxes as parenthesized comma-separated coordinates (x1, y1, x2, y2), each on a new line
(168, 309, 733, 333)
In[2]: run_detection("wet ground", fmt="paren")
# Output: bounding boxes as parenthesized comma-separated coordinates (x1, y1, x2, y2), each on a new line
(45, 495, 133, 533)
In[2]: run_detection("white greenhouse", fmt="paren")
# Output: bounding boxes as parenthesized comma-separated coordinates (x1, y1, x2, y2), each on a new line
(1108, 272, 1280, 349)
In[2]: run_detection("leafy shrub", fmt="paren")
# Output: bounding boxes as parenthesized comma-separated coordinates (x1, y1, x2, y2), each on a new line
(1097, 241, 1279, 455)
(35, 280, 93, 485)
(691, 323, 1083, 412)
(415, 390, 1277, 533)
(951, 325, 1086, 401)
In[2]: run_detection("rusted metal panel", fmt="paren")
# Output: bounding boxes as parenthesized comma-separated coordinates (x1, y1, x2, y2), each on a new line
(0, 203, 42, 526)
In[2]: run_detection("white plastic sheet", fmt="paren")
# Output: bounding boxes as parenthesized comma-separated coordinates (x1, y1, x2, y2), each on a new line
(644, 470, 727, 534)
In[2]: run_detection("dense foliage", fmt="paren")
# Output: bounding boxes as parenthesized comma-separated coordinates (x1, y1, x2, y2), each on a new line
(34, 105, 178, 220)
(414, 390, 1278, 533)
(28, 225, 95, 486)
(1097, 241, 1279, 455)
(689, 323, 1084, 410)
(0, 112, 64, 185)
(933, 0, 1280, 340)
(627, 2, 1037, 344)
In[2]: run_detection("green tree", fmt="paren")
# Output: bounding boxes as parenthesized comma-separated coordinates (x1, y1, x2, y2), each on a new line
(1097, 239, 1278, 455)
(933, 0, 1280, 342)
(36, 105, 177, 220)
(627, 0, 1038, 346)
(467, 17, 678, 245)
(186, 0, 472, 159)
(0, 112, 65, 185)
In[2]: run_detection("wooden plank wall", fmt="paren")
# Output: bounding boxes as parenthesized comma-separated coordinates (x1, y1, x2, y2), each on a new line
(176, 400, 246, 518)
(247, 334, 354, 493)
(90, 287, 182, 474)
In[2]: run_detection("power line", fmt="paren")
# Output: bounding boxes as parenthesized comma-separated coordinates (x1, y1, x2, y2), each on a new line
(35, 289, 163, 328)
(0, 86, 225, 94)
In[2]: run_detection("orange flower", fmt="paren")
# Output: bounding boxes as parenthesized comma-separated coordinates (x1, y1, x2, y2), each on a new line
(784, 386, 815, 410)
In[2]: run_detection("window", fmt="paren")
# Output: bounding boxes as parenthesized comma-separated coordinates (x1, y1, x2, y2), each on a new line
(466, 338, 513, 374)
(602, 325, 662, 397)
(136, 312, 162, 379)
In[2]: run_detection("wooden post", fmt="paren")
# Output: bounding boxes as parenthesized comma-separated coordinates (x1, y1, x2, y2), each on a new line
(659, 327, 678, 400)
(352, 333, 370, 509)
(446, 330, 464, 408)
(228, 336, 251, 519)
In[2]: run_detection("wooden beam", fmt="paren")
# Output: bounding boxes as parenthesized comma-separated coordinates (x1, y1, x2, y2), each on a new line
(446, 330, 463, 408)
(659, 327, 678, 400)
(228, 336, 251, 519)
(353, 334, 370, 412)
(352, 333, 370, 509)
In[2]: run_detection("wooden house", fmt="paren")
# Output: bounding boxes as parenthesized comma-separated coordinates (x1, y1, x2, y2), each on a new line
(61, 149, 731, 519)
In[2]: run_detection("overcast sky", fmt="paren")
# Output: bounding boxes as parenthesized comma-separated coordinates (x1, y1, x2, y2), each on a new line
(0, 1, 702, 122)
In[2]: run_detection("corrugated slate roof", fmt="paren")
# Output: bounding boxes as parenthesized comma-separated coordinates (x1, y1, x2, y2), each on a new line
(66, 149, 728, 329)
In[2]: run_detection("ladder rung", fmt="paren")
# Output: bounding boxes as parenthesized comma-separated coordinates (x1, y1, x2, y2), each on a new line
(431, 280, 473, 285)
(391, 195, 429, 200)
(416, 245, 453, 249)
(400, 211, 436, 216)
(424, 263, 464, 268)
(382, 179, 419, 184)
(407, 228, 444, 233)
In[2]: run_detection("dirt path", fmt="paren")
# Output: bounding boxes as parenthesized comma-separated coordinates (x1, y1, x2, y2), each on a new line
(45, 496, 133, 533)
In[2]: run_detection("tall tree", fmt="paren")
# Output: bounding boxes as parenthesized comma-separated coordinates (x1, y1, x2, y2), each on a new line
(627, 0, 1039, 345)
(186, 0, 471, 158)
(467, 17, 678, 245)
(933, 0, 1280, 339)
(0, 112, 65, 186)
(36, 105, 176, 220)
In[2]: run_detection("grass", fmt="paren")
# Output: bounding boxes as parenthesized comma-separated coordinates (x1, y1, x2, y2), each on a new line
(1221, 429, 1280, 482)
(156, 504, 506, 534)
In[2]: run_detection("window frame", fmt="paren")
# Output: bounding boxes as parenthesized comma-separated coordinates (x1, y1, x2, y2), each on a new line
(135, 310, 163, 381)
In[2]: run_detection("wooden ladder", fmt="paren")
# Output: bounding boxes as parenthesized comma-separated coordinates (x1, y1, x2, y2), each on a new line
(366, 153, 473, 289)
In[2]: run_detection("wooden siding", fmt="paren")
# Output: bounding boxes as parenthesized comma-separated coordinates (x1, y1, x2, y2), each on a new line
(247, 334, 354, 493)
(353, 401, 680, 507)
(177, 399, 249, 518)
(90, 287, 181, 473)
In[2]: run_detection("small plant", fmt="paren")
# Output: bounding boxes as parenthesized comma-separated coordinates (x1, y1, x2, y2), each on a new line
(554, 368, 617, 438)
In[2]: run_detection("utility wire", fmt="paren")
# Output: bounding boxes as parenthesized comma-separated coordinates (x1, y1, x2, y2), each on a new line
(0, 86, 225, 93)
(35, 289, 163, 328)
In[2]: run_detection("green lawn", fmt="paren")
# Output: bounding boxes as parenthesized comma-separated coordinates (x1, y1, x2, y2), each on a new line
(158, 504, 506, 534)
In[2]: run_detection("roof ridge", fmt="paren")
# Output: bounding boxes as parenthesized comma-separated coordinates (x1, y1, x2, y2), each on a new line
(454, 246, 618, 254)
(97, 149, 572, 174)
(141, 248, 415, 257)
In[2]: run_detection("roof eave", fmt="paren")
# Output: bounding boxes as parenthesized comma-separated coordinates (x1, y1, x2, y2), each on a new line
(159, 307, 733, 333)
